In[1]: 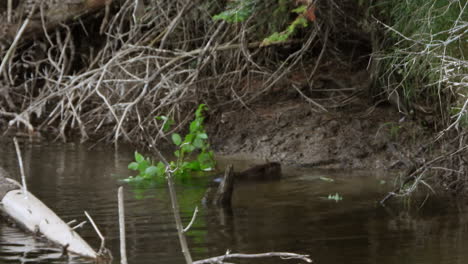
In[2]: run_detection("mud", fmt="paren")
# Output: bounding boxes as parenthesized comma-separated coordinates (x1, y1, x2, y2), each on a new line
(207, 75, 430, 170)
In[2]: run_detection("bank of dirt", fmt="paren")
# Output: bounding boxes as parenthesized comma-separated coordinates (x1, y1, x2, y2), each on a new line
(207, 72, 431, 170)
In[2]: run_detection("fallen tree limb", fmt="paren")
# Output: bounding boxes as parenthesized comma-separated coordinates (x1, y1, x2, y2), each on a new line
(193, 252, 313, 264)
(1, 189, 98, 258)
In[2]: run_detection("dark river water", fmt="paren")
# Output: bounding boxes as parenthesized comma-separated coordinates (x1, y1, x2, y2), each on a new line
(1, 139, 468, 264)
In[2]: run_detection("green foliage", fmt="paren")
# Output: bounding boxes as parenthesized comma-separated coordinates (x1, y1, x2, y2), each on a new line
(156, 116, 174, 132)
(213, 1, 312, 45)
(213, 0, 256, 23)
(125, 104, 215, 183)
(262, 6, 309, 46)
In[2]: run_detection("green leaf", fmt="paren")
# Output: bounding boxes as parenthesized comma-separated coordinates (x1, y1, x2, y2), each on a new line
(184, 133, 195, 144)
(172, 133, 182, 146)
(174, 150, 180, 158)
(156, 162, 166, 178)
(137, 160, 149, 173)
(193, 138, 204, 149)
(190, 120, 201, 133)
(135, 151, 144, 163)
(197, 133, 208, 139)
(181, 144, 196, 153)
(128, 162, 139, 170)
(291, 5, 307, 14)
(184, 161, 201, 171)
(145, 166, 159, 178)
(195, 104, 206, 118)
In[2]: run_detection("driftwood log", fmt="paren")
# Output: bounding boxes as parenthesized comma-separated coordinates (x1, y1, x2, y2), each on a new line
(0, 166, 99, 258)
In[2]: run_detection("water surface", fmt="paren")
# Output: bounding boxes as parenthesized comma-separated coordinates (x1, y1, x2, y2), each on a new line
(0, 140, 467, 264)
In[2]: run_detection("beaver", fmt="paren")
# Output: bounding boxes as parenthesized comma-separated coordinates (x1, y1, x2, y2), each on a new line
(234, 162, 282, 181)
(204, 162, 282, 207)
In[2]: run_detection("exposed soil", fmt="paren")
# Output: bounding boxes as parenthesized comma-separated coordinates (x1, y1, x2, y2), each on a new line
(207, 70, 431, 170)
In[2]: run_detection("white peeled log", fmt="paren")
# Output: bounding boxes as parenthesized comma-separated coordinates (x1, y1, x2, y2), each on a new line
(1, 189, 97, 259)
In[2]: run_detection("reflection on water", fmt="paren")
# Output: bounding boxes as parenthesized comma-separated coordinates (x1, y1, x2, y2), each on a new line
(0, 140, 468, 264)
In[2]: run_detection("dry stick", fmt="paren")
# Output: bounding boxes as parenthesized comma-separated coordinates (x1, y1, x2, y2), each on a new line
(292, 84, 327, 112)
(183, 206, 198, 233)
(7, 0, 12, 23)
(84, 211, 106, 253)
(13, 137, 28, 198)
(158, 0, 194, 49)
(149, 146, 192, 263)
(193, 252, 313, 264)
(118, 187, 128, 264)
(166, 169, 193, 264)
(0, 4, 36, 77)
(71, 221, 87, 230)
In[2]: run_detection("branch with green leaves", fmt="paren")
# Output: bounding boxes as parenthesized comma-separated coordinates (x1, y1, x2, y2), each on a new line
(125, 104, 215, 183)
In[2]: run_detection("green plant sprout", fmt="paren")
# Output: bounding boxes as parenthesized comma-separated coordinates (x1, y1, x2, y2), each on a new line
(125, 104, 215, 183)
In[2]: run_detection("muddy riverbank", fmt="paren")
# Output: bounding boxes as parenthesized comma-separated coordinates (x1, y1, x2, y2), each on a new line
(207, 86, 430, 170)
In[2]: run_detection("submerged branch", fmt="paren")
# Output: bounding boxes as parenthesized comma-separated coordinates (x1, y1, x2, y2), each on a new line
(193, 252, 313, 264)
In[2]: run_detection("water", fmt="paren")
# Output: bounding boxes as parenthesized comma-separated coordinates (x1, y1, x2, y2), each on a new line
(1, 140, 468, 264)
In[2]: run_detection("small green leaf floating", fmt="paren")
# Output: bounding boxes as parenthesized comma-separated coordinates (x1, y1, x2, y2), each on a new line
(327, 193, 343, 202)
(319, 176, 335, 182)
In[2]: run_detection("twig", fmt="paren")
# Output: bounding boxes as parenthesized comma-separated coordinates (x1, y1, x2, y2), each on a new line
(183, 206, 198, 233)
(84, 211, 106, 253)
(193, 252, 313, 264)
(118, 186, 128, 264)
(71, 221, 87, 230)
(380, 144, 468, 205)
(13, 137, 28, 198)
(158, 0, 194, 49)
(7, 0, 12, 23)
(0, 4, 36, 76)
(166, 169, 193, 264)
(292, 84, 327, 112)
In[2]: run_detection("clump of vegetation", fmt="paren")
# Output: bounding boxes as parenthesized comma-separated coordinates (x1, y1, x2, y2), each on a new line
(372, 0, 468, 195)
(213, 0, 315, 45)
(125, 104, 215, 183)
(375, 0, 467, 127)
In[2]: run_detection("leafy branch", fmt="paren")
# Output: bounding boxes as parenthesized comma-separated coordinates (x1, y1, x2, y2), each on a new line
(125, 104, 215, 183)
